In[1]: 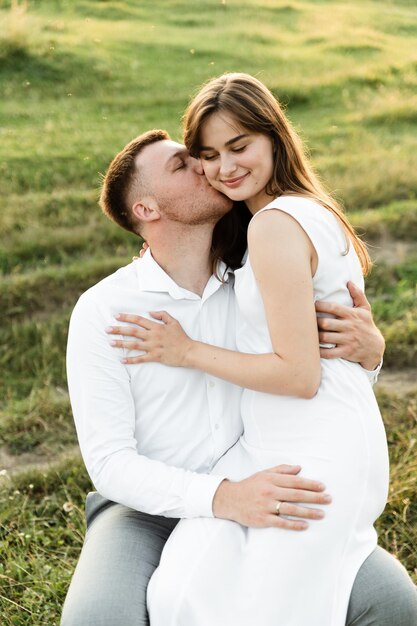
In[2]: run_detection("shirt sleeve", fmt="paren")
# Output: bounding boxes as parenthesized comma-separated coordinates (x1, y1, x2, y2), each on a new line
(361, 358, 383, 386)
(66, 293, 224, 519)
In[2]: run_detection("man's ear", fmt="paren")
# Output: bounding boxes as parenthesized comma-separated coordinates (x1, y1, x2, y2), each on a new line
(131, 197, 161, 224)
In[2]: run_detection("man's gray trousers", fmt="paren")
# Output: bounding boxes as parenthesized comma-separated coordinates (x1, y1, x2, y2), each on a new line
(61, 493, 417, 625)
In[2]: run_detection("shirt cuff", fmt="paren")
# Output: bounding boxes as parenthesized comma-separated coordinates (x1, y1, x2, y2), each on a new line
(362, 358, 383, 386)
(184, 473, 226, 518)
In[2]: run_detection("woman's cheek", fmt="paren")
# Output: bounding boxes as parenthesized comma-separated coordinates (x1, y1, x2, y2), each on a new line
(202, 163, 216, 184)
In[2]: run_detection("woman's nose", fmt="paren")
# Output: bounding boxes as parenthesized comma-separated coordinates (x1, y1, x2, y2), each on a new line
(219, 154, 237, 177)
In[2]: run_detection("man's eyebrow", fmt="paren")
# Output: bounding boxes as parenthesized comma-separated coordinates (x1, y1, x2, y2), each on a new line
(199, 134, 249, 151)
(165, 148, 188, 168)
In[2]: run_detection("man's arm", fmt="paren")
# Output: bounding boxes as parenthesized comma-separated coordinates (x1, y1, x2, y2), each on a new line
(315, 281, 384, 379)
(67, 293, 222, 519)
(67, 293, 330, 529)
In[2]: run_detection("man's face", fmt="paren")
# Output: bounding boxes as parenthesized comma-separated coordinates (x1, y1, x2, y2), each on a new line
(136, 140, 233, 225)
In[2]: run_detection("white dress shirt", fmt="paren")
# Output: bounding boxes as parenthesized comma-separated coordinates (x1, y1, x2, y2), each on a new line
(66, 250, 243, 519)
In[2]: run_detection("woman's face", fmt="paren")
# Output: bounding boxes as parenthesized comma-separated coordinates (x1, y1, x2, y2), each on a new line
(199, 112, 274, 214)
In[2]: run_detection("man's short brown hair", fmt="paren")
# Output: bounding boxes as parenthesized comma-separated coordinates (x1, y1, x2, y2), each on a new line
(99, 129, 170, 234)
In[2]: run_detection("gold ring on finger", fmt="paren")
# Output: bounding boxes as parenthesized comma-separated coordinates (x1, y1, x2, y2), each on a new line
(275, 501, 283, 516)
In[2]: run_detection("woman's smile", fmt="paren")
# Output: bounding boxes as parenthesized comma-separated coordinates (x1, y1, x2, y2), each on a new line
(220, 173, 250, 188)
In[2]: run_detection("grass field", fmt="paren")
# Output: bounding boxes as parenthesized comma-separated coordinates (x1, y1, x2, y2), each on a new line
(0, 0, 416, 623)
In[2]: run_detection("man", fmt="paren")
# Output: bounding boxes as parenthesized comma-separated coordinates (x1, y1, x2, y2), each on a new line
(61, 130, 417, 625)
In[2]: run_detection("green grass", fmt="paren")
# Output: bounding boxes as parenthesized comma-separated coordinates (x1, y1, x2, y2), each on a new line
(0, 388, 75, 456)
(0, 458, 91, 626)
(375, 390, 417, 574)
(351, 200, 417, 241)
(1, 0, 417, 622)
(366, 259, 417, 366)
(1, 257, 129, 317)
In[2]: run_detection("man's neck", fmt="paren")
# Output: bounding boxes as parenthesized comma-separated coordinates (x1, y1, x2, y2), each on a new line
(147, 225, 214, 296)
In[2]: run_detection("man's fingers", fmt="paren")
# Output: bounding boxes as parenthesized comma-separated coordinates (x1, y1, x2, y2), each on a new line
(275, 487, 332, 504)
(316, 317, 344, 331)
(347, 281, 370, 310)
(319, 346, 345, 360)
(271, 502, 325, 520)
(319, 331, 347, 345)
(315, 300, 344, 317)
(267, 515, 308, 531)
(267, 471, 326, 492)
(268, 464, 301, 475)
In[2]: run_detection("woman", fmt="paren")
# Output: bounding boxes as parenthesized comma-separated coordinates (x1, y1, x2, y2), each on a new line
(117, 74, 389, 625)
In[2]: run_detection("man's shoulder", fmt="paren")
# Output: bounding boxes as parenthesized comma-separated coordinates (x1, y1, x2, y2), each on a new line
(73, 262, 138, 314)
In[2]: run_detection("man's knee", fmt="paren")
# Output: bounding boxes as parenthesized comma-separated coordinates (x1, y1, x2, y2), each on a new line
(347, 546, 417, 626)
(60, 496, 177, 626)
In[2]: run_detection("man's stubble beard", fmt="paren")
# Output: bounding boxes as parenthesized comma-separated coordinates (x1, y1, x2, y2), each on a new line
(156, 193, 232, 227)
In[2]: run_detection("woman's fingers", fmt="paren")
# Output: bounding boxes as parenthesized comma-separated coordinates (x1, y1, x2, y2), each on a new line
(106, 325, 148, 339)
(122, 355, 150, 365)
(150, 310, 173, 323)
(116, 313, 157, 328)
(110, 338, 145, 350)
(140, 241, 149, 255)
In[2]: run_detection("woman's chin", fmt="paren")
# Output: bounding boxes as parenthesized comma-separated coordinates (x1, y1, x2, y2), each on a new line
(219, 186, 248, 202)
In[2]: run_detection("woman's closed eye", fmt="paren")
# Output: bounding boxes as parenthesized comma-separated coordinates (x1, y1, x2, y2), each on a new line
(231, 145, 246, 153)
(200, 152, 218, 161)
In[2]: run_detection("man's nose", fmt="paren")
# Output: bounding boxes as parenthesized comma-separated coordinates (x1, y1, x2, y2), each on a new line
(191, 157, 204, 175)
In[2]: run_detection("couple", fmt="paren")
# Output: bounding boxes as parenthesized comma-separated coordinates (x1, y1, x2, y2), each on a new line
(61, 73, 417, 625)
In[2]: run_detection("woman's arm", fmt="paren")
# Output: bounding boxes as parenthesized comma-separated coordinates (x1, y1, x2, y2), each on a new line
(184, 209, 320, 397)
(108, 210, 321, 398)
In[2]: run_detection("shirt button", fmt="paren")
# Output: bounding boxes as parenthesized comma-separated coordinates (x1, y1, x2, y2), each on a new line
(208, 380, 215, 388)
(214, 423, 220, 430)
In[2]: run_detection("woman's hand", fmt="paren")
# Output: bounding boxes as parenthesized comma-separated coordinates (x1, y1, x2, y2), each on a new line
(132, 241, 149, 261)
(106, 311, 194, 367)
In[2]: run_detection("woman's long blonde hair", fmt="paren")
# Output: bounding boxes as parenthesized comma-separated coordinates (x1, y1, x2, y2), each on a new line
(183, 72, 371, 275)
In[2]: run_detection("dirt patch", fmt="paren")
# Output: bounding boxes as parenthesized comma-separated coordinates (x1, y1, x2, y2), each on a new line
(378, 368, 417, 395)
(0, 444, 80, 480)
(370, 238, 416, 266)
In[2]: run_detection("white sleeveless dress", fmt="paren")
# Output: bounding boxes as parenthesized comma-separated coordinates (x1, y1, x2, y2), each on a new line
(147, 196, 389, 626)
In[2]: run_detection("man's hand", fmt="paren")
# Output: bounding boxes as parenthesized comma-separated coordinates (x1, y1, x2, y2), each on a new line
(315, 281, 385, 371)
(212, 465, 331, 531)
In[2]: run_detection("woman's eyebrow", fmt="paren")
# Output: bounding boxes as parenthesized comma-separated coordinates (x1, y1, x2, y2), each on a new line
(200, 134, 249, 151)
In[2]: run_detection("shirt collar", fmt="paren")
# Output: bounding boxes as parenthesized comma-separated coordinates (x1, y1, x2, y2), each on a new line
(134, 249, 233, 301)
